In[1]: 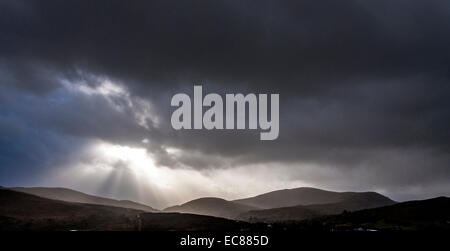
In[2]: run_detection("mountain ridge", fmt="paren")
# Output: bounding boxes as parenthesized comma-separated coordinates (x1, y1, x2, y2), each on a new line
(164, 187, 395, 221)
(233, 187, 395, 209)
(238, 193, 396, 223)
(11, 186, 158, 212)
(1, 187, 447, 231)
(163, 197, 258, 219)
(0, 189, 254, 231)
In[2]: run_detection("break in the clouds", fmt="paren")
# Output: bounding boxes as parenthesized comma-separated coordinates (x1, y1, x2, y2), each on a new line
(1, 0, 450, 207)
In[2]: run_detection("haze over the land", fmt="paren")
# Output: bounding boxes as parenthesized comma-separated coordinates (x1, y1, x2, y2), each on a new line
(1, 1, 450, 208)
(2, 187, 448, 231)
(11, 187, 157, 212)
(164, 187, 396, 221)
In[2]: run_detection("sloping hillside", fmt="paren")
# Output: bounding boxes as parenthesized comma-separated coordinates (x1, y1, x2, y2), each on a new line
(234, 187, 394, 209)
(0, 189, 142, 230)
(0, 189, 254, 231)
(164, 197, 258, 219)
(308, 197, 450, 231)
(12, 187, 157, 212)
(238, 193, 396, 222)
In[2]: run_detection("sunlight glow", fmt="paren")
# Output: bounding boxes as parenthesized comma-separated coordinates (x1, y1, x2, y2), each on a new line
(94, 143, 172, 188)
(43, 141, 313, 209)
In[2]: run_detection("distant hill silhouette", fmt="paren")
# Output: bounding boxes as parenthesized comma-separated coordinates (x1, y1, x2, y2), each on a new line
(164, 197, 258, 219)
(234, 187, 395, 209)
(1, 187, 448, 231)
(238, 192, 396, 222)
(163, 187, 395, 222)
(12, 187, 157, 212)
(0, 189, 254, 231)
(0, 188, 143, 230)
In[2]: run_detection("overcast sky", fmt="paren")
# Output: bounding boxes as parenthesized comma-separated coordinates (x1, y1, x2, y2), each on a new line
(1, 0, 450, 209)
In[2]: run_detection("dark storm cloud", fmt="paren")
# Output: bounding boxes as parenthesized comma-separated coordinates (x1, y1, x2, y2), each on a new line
(0, 86, 89, 186)
(1, 0, 450, 199)
(2, 0, 450, 94)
